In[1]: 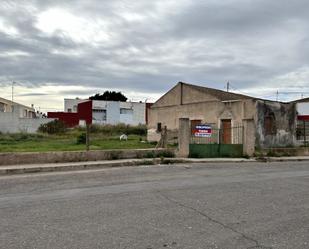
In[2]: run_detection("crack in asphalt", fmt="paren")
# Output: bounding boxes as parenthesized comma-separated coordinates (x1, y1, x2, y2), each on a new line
(156, 190, 272, 249)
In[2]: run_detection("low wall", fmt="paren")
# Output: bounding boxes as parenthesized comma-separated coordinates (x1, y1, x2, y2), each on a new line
(0, 112, 54, 133)
(261, 147, 309, 156)
(19, 118, 54, 133)
(0, 148, 175, 166)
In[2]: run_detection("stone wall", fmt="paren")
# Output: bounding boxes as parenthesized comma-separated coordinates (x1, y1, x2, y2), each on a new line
(255, 100, 297, 148)
(148, 83, 256, 142)
(0, 148, 175, 166)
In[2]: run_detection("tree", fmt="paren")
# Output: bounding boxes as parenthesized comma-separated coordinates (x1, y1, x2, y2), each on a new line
(89, 91, 127, 102)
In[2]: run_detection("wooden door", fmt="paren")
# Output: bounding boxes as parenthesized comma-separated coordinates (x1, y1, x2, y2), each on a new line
(221, 119, 231, 144)
(191, 120, 201, 135)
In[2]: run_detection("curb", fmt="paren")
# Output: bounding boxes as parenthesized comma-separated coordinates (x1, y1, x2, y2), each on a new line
(1, 157, 309, 176)
(0, 159, 159, 176)
(0, 158, 254, 176)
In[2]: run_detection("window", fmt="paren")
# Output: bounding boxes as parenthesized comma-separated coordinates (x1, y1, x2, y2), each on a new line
(68, 108, 72, 113)
(264, 115, 276, 135)
(157, 122, 162, 132)
(120, 108, 133, 114)
(93, 109, 106, 112)
(92, 109, 106, 121)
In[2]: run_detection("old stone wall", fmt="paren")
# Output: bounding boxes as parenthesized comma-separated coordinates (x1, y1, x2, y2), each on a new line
(148, 99, 255, 141)
(0, 148, 175, 166)
(255, 100, 297, 148)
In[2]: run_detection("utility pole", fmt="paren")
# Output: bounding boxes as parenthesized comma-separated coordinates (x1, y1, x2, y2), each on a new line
(86, 123, 90, 151)
(276, 90, 279, 101)
(226, 81, 230, 92)
(12, 81, 15, 103)
(11, 81, 16, 112)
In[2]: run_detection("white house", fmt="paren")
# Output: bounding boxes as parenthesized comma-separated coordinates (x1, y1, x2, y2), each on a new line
(64, 98, 147, 125)
(0, 97, 54, 133)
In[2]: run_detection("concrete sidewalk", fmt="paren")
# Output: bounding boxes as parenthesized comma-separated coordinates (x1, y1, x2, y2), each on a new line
(1, 156, 309, 176)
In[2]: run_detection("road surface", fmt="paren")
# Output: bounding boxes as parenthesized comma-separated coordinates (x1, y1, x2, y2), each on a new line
(1, 161, 309, 249)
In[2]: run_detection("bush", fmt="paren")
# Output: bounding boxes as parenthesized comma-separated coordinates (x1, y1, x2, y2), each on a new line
(157, 150, 175, 158)
(38, 120, 67, 134)
(76, 133, 86, 144)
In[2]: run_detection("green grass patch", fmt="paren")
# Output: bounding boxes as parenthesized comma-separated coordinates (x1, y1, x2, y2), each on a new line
(0, 132, 155, 153)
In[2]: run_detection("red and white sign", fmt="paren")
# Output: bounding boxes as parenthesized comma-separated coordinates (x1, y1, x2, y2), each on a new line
(194, 125, 212, 137)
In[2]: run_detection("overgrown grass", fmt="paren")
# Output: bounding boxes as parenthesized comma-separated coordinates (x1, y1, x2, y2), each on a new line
(0, 130, 155, 153)
(77, 123, 147, 136)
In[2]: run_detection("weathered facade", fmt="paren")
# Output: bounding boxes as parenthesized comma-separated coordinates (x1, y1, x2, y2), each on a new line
(255, 100, 296, 149)
(148, 82, 297, 156)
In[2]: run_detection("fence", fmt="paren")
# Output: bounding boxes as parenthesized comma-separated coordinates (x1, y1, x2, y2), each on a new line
(189, 126, 244, 158)
(296, 120, 309, 146)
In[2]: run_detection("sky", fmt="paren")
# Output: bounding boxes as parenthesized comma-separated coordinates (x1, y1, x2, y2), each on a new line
(1, 0, 309, 112)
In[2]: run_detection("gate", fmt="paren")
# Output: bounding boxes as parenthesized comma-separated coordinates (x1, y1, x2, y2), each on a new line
(189, 125, 244, 158)
(296, 120, 309, 146)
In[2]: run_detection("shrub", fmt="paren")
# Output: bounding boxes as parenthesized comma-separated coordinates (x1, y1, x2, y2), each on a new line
(38, 120, 67, 134)
(76, 133, 86, 144)
(145, 152, 155, 158)
(157, 150, 175, 158)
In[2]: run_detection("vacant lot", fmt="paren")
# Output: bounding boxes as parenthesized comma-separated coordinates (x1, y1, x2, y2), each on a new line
(0, 132, 155, 152)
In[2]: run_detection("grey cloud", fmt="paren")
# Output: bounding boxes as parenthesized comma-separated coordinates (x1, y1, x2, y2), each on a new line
(171, 0, 309, 36)
(17, 93, 48, 97)
(0, 0, 309, 101)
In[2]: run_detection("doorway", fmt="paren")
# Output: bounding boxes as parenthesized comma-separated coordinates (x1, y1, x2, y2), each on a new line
(221, 119, 232, 144)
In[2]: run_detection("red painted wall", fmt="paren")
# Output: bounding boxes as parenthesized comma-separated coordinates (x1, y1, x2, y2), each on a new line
(48, 100, 92, 127)
(47, 112, 80, 127)
(298, 115, 309, 121)
(78, 101, 92, 125)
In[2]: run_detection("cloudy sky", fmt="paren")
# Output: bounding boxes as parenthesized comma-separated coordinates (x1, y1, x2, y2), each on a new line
(1, 0, 309, 111)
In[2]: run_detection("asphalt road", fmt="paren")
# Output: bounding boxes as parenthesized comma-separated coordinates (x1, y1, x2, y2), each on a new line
(1, 162, 309, 249)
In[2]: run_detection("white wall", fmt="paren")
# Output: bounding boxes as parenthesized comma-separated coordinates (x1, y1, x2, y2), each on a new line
(120, 102, 145, 125)
(297, 103, 309, 115)
(64, 99, 85, 112)
(65, 99, 146, 125)
(106, 102, 120, 124)
(132, 102, 146, 125)
(0, 106, 54, 133)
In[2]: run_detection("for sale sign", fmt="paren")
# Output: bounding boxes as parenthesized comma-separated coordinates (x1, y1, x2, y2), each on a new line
(194, 125, 212, 137)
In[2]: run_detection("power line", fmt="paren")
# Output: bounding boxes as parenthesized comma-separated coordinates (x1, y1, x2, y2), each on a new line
(227, 82, 251, 96)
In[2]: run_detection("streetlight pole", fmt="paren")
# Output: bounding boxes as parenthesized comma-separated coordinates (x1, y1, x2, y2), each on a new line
(11, 81, 16, 112)
(12, 81, 15, 103)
